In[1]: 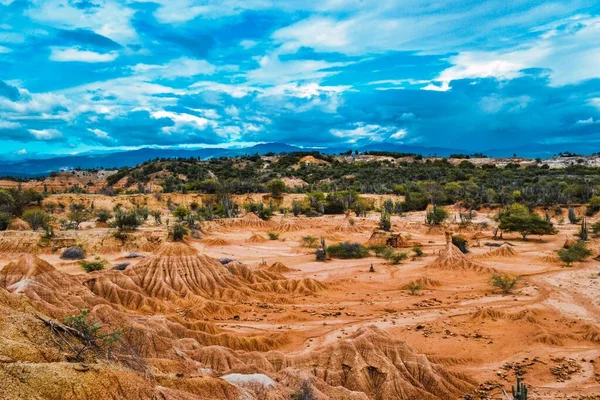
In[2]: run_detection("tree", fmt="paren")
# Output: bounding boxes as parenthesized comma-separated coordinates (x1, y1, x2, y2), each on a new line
(0, 212, 11, 231)
(80, 257, 107, 273)
(172, 205, 189, 221)
(405, 282, 423, 295)
(557, 241, 592, 266)
(68, 203, 90, 229)
(379, 211, 391, 231)
(498, 205, 555, 240)
(22, 208, 50, 231)
(96, 209, 112, 223)
(425, 206, 448, 225)
(113, 209, 141, 232)
(266, 179, 286, 198)
(490, 273, 519, 294)
(170, 223, 188, 242)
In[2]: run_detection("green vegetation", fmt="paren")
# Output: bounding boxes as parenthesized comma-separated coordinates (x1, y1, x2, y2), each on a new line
(451, 235, 469, 253)
(381, 248, 408, 264)
(63, 309, 122, 361)
(498, 204, 555, 240)
(22, 208, 50, 231)
(425, 206, 448, 225)
(172, 205, 190, 221)
(112, 209, 141, 232)
(404, 282, 424, 295)
(80, 257, 108, 273)
(490, 273, 519, 294)
(412, 245, 424, 258)
(170, 223, 188, 241)
(266, 178, 287, 198)
(379, 211, 391, 231)
(267, 231, 279, 240)
(557, 241, 593, 266)
(0, 212, 11, 231)
(326, 242, 370, 259)
(301, 235, 318, 248)
(96, 209, 112, 223)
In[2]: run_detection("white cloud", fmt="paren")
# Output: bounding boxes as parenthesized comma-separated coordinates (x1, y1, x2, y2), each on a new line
(26, 0, 137, 43)
(29, 128, 62, 140)
(50, 48, 119, 63)
(575, 117, 600, 126)
(247, 54, 349, 85)
(88, 128, 110, 139)
(131, 57, 216, 79)
(330, 123, 403, 143)
(0, 45, 11, 53)
(240, 40, 258, 49)
(0, 120, 19, 129)
(15, 148, 27, 155)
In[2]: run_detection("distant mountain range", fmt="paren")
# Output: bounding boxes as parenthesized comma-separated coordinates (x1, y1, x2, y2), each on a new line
(0, 142, 597, 177)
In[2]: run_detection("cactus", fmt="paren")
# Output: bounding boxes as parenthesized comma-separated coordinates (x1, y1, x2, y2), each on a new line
(316, 237, 327, 261)
(579, 218, 589, 241)
(511, 376, 528, 400)
(568, 207, 579, 224)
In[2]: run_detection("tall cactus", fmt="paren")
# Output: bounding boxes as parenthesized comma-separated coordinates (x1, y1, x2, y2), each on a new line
(579, 218, 589, 241)
(511, 376, 528, 400)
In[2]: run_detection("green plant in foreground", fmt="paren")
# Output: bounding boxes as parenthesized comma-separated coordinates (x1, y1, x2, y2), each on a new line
(267, 231, 279, 240)
(557, 240, 593, 266)
(79, 257, 107, 273)
(490, 273, 519, 294)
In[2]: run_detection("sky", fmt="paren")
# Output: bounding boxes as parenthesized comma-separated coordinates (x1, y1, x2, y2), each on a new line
(1, 0, 600, 159)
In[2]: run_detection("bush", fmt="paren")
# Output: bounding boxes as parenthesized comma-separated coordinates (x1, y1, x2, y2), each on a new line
(61, 246, 86, 260)
(172, 205, 190, 221)
(80, 257, 107, 273)
(381, 248, 408, 264)
(170, 223, 188, 242)
(425, 206, 448, 225)
(452, 235, 469, 253)
(327, 242, 370, 259)
(379, 211, 391, 231)
(113, 209, 141, 231)
(0, 212, 10, 231)
(96, 209, 112, 223)
(22, 208, 50, 231)
(266, 179, 287, 198)
(557, 241, 593, 266)
(404, 282, 423, 295)
(267, 231, 279, 240)
(63, 309, 121, 361)
(412, 245, 424, 257)
(369, 244, 388, 257)
(490, 273, 519, 294)
(301, 235, 318, 247)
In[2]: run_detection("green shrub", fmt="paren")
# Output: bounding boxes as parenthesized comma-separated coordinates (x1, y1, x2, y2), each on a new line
(172, 205, 190, 221)
(301, 235, 318, 247)
(490, 273, 519, 294)
(112, 209, 141, 231)
(452, 235, 469, 253)
(80, 257, 107, 273)
(22, 208, 50, 231)
(425, 206, 448, 225)
(557, 241, 593, 266)
(381, 248, 408, 264)
(170, 223, 188, 242)
(412, 245, 424, 257)
(327, 242, 370, 259)
(404, 282, 423, 295)
(267, 232, 279, 240)
(379, 211, 391, 231)
(96, 209, 112, 223)
(0, 212, 10, 231)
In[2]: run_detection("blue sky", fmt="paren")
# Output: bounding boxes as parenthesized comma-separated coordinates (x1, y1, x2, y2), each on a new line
(1, 0, 600, 159)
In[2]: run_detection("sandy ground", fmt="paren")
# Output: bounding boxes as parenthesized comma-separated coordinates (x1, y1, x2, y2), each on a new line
(1, 203, 599, 399)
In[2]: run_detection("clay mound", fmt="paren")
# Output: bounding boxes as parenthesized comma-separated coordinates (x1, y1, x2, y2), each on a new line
(266, 262, 298, 273)
(201, 237, 231, 246)
(8, 217, 29, 231)
(471, 308, 541, 323)
(327, 223, 368, 234)
(85, 231, 164, 254)
(413, 276, 442, 287)
(426, 243, 495, 274)
(250, 277, 326, 295)
(224, 212, 273, 229)
(275, 221, 305, 233)
(195, 327, 475, 399)
(246, 233, 268, 243)
(473, 244, 518, 260)
(0, 232, 41, 254)
(0, 254, 105, 316)
(538, 253, 560, 263)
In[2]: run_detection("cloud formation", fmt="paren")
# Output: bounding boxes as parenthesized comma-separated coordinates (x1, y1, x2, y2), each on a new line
(0, 0, 599, 157)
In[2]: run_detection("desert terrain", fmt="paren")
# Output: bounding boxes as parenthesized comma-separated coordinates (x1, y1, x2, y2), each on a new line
(0, 190, 598, 400)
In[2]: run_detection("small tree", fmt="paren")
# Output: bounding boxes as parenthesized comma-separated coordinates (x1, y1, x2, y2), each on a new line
(586, 196, 600, 216)
(22, 208, 50, 231)
(150, 210, 162, 224)
(96, 209, 112, 223)
(80, 257, 107, 273)
(266, 179, 287, 199)
(498, 206, 555, 240)
(452, 235, 469, 253)
(405, 282, 423, 295)
(267, 231, 279, 240)
(170, 223, 188, 242)
(425, 206, 448, 225)
(557, 241, 592, 266)
(412, 245, 424, 258)
(0, 212, 10, 231)
(172, 205, 190, 221)
(113, 209, 141, 232)
(68, 203, 90, 230)
(379, 211, 391, 232)
(62, 309, 122, 361)
(301, 235, 318, 248)
(291, 380, 316, 400)
(382, 248, 408, 264)
(568, 207, 579, 224)
(490, 273, 519, 294)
